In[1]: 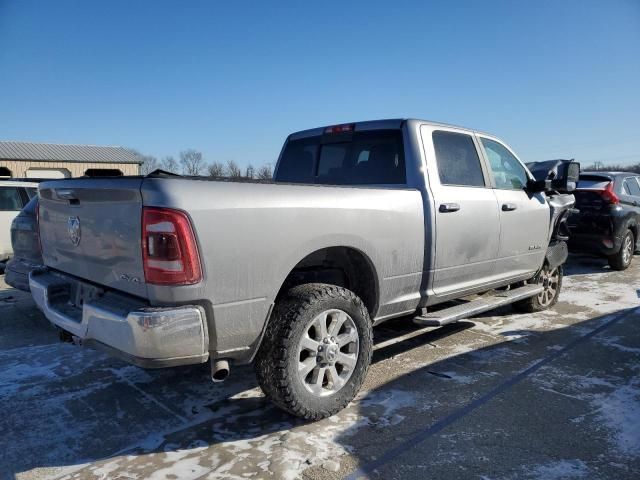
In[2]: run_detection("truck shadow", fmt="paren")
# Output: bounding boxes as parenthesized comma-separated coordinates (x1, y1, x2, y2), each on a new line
(335, 306, 639, 479)
(563, 253, 612, 275)
(4, 301, 637, 479)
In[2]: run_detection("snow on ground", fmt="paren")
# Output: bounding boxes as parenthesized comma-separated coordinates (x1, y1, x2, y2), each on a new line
(528, 459, 590, 479)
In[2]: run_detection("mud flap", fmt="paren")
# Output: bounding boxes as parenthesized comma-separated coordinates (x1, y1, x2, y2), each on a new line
(546, 240, 568, 270)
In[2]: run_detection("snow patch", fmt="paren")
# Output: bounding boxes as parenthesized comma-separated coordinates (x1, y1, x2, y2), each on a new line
(529, 459, 589, 479)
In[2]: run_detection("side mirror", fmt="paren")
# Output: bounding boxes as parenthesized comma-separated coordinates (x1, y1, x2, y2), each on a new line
(561, 161, 580, 192)
(526, 160, 581, 194)
(527, 178, 551, 193)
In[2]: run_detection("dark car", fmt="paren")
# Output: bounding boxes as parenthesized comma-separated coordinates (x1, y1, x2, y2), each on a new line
(5, 196, 43, 291)
(568, 171, 640, 270)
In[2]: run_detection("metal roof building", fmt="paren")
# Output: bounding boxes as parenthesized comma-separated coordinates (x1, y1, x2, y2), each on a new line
(0, 141, 142, 178)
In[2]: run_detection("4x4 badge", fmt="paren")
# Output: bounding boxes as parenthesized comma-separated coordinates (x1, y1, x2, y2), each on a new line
(68, 216, 81, 246)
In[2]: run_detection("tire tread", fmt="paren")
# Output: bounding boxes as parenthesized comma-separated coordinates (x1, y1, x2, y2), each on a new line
(254, 283, 372, 420)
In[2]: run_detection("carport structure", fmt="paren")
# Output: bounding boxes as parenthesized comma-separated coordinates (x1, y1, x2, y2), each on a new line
(0, 140, 141, 179)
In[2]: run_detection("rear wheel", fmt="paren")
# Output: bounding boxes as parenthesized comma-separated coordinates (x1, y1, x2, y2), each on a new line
(514, 264, 563, 313)
(608, 229, 634, 271)
(254, 283, 373, 420)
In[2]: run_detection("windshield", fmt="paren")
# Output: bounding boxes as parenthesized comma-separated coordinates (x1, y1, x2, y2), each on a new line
(275, 130, 405, 185)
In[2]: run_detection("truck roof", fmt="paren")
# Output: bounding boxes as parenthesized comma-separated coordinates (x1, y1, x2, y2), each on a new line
(288, 118, 491, 141)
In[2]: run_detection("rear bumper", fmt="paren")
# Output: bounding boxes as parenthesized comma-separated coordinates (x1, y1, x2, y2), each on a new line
(5, 257, 41, 292)
(29, 270, 209, 368)
(568, 233, 622, 256)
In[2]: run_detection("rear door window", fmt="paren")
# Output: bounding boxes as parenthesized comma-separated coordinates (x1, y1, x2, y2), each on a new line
(275, 130, 405, 185)
(275, 137, 318, 183)
(432, 131, 485, 187)
(0, 187, 23, 211)
(623, 177, 640, 197)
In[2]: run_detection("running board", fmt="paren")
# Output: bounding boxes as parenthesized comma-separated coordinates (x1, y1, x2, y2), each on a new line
(413, 284, 544, 327)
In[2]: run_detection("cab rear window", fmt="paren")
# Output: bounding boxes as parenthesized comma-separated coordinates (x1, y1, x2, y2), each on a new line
(275, 130, 405, 185)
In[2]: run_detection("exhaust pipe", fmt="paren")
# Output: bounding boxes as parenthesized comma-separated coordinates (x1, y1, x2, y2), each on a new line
(211, 359, 230, 383)
(58, 328, 74, 343)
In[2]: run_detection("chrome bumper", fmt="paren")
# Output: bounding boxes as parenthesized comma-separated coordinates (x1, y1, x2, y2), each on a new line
(29, 270, 209, 368)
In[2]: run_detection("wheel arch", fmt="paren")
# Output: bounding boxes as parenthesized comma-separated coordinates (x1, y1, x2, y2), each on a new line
(626, 220, 638, 246)
(274, 246, 379, 320)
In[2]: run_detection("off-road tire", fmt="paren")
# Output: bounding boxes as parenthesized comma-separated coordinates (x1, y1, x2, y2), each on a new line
(254, 283, 373, 420)
(513, 264, 563, 313)
(608, 229, 634, 271)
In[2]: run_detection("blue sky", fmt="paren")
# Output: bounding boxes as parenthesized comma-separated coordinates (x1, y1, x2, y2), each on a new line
(1, 0, 638, 169)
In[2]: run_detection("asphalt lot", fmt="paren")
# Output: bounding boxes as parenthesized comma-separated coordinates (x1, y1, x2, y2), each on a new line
(1, 255, 639, 480)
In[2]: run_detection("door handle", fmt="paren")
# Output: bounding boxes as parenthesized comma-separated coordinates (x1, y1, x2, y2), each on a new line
(56, 189, 78, 200)
(502, 203, 517, 211)
(439, 203, 460, 213)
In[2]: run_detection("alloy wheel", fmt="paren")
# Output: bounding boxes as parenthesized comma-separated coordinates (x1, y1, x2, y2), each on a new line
(297, 309, 359, 397)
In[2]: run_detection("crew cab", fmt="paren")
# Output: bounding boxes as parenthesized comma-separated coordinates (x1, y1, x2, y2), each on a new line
(30, 119, 576, 419)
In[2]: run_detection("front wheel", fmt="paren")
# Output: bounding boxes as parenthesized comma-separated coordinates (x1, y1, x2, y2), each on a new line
(254, 283, 373, 420)
(514, 264, 563, 313)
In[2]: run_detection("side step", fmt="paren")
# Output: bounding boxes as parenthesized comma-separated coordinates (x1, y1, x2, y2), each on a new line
(413, 284, 543, 327)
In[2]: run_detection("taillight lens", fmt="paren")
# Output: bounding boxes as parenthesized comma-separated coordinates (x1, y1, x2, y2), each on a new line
(142, 207, 202, 285)
(599, 182, 620, 205)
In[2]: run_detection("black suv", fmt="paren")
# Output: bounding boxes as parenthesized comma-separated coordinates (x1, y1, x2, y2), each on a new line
(568, 171, 640, 270)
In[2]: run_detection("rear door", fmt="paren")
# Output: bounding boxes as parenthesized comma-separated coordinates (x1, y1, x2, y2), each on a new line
(621, 175, 640, 231)
(420, 125, 501, 296)
(621, 176, 640, 207)
(477, 135, 549, 278)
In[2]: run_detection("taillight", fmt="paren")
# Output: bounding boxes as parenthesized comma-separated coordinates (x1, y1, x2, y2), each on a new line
(324, 123, 354, 134)
(142, 207, 202, 285)
(599, 182, 620, 205)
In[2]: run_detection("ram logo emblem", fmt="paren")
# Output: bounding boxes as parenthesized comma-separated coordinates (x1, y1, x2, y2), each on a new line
(67, 216, 81, 246)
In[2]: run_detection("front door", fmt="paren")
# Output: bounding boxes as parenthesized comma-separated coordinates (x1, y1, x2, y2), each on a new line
(421, 126, 501, 297)
(478, 136, 549, 279)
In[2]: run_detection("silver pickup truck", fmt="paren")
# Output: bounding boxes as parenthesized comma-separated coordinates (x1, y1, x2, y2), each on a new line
(31, 119, 577, 419)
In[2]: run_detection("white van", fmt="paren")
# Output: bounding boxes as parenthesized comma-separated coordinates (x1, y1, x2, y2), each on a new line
(0, 180, 38, 262)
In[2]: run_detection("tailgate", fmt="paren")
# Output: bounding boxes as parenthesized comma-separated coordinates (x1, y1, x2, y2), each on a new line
(38, 178, 147, 298)
(569, 190, 613, 235)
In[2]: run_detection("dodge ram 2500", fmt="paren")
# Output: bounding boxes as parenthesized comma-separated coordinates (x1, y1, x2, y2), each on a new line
(31, 119, 577, 419)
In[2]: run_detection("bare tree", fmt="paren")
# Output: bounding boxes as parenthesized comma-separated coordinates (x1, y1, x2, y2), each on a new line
(245, 164, 255, 179)
(584, 162, 640, 174)
(160, 156, 179, 174)
(257, 164, 273, 180)
(226, 160, 242, 178)
(207, 161, 226, 177)
(126, 149, 159, 175)
(139, 154, 159, 175)
(180, 149, 205, 176)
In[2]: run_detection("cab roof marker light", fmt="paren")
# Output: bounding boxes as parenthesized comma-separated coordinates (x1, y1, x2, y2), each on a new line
(324, 124, 355, 134)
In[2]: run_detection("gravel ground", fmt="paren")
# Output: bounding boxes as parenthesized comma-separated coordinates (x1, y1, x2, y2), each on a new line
(1, 254, 639, 480)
